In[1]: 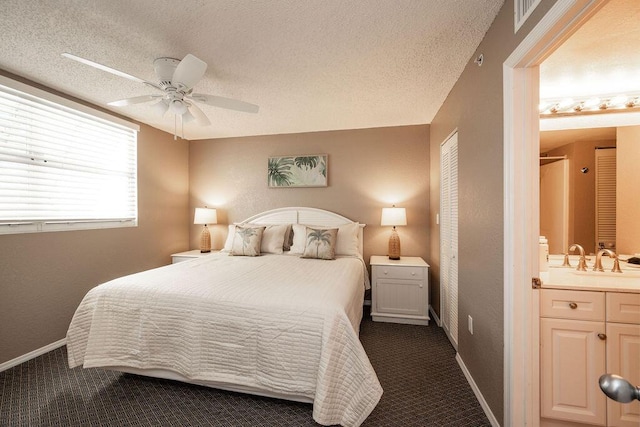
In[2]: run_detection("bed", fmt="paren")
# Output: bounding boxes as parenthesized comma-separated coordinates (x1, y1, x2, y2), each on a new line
(66, 207, 382, 427)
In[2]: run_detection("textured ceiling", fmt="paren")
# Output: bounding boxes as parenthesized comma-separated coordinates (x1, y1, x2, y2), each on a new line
(0, 0, 503, 140)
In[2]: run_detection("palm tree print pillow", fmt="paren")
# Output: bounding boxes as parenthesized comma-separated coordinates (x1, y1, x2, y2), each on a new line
(301, 227, 338, 260)
(230, 226, 266, 256)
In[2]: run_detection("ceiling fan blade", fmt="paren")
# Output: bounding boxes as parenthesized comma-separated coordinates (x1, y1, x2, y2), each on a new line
(62, 53, 146, 83)
(182, 109, 196, 124)
(189, 93, 259, 113)
(187, 103, 211, 126)
(107, 95, 162, 107)
(172, 54, 207, 90)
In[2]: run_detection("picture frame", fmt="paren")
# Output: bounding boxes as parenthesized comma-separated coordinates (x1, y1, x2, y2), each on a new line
(268, 154, 328, 188)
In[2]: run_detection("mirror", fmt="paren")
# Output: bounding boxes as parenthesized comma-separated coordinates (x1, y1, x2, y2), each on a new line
(540, 124, 640, 255)
(537, 0, 640, 257)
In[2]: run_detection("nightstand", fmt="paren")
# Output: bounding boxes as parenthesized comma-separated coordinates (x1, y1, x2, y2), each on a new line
(171, 249, 217, 264)
(370, 255, 430, 325)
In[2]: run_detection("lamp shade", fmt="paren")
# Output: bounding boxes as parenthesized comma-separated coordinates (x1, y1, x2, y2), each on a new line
(381, 207, 407, 227)
(194, 207, 217, 225)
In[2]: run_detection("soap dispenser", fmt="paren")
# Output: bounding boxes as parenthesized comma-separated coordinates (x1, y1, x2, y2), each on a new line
(539, 236, 549, 272)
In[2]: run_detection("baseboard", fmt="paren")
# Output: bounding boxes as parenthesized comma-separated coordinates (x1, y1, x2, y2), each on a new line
(0, 338, 66, 372)
(429, 305, 442, 326)
(456, 353, 501, 427)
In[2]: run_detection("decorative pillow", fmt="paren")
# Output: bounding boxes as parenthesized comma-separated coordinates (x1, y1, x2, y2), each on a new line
(230, 226, 265, 256)
(290, 222, 360, 256)
(301, 227, 338, 260)
(252, 223, 288, 254)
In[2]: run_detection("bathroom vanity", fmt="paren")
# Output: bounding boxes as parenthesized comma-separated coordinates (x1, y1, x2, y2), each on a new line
(538, 257, 640, 427)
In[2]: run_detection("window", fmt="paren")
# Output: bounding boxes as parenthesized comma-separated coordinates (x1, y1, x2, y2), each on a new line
(0, 75, 139, 234)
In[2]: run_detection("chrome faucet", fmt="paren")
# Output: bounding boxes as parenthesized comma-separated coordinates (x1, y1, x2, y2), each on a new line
(569, 244, 588, 271)
(593, 249, 623, 273)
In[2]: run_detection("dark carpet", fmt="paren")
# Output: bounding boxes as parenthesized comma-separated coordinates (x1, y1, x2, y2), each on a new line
(0, 313, 491, 426)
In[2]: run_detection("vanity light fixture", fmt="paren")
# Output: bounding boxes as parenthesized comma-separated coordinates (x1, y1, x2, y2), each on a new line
(381, 206, 407, 260)
(540, 92, 640, 116)
(194, 207, 217, 253)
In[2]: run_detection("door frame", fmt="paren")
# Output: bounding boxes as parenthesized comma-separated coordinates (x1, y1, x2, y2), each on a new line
(503, 1, 604, 425)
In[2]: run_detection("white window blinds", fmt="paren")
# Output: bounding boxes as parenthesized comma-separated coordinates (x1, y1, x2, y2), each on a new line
(0, 76, 139, 234)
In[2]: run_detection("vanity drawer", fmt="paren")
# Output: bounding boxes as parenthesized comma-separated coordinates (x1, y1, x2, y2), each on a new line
(374, 265, 424, 281)
(607, 292, 640, 324)
(540, 289, 605, 321)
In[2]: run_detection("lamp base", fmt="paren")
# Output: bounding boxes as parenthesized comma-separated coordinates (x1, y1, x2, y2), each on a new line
(200, 225, 212, 253)
(388, 228, 401, 260)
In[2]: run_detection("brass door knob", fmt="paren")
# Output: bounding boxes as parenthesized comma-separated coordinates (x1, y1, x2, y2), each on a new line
(598, 333, 607, 340)
(569, 302, 578, 309)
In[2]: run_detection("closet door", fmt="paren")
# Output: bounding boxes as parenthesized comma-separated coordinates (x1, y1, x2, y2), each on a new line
(440, 132, 459, 348)
(595, 147, 616, 251)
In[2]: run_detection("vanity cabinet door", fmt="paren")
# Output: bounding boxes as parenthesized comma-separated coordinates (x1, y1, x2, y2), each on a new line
(540, 318, 607, 425)
(606, 322, 640, 427)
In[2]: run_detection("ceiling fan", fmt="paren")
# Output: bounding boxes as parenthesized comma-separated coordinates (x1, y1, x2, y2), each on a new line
(61, 52, 259, 129)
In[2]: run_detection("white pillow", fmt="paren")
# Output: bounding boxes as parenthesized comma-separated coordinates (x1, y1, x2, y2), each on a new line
(222, 224, 236, 252)
(335, 222, 360, 256)
(289, 222, 360, 256)
(289, 224, 307, 254)
(257, 224, 288, 254)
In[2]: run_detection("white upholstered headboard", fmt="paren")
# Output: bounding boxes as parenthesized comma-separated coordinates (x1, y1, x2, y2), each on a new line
(240, 207, 365, 255)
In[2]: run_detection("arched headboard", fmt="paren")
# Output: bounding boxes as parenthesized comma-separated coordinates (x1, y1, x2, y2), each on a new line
(240, 207, 365, 255)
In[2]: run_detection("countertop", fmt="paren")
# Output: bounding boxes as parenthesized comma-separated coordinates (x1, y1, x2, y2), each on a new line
(540, 254, 640, 293)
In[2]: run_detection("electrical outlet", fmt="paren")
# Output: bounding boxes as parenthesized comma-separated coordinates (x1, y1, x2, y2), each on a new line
(468, 315, 473, 335)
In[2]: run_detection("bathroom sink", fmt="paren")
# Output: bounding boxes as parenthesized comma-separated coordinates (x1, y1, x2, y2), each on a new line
(544, 256, 640, 291)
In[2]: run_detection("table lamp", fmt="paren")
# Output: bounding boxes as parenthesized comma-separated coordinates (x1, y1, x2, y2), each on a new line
(194, 207, 217, 253)
(381, 206, 407, 260)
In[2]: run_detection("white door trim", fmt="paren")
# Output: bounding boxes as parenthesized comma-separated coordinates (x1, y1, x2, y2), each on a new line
(502, 1, 604, 425)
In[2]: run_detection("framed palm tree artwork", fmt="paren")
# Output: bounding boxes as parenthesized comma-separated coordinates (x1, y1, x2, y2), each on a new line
(268, 154, 328, 187)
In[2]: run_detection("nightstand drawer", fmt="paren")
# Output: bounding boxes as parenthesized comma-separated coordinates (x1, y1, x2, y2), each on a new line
(375, 265, 424, 280)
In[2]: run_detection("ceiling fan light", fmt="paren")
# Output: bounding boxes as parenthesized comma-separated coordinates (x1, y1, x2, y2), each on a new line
(169, 99, 188, 115)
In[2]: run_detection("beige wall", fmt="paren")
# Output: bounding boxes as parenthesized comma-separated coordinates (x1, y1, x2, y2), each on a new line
(0, 72, 190, 365)
(428, 1, 558, 423)
(189, 125, 430, 268)
(616, 125, 640, 254)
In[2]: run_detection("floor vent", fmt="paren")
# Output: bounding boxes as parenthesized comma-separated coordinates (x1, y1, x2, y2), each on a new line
(515, 0, 542, 32)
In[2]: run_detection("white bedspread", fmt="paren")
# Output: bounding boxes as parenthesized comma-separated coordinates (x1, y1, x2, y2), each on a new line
(66, 253, 382, 427)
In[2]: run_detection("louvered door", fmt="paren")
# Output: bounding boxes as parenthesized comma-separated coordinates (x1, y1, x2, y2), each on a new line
(595, 148, 616, 251)
(440, 132, 458, 348)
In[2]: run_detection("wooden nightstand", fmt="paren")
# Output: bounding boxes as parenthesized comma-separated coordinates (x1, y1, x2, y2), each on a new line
(370, 255, 430, 325)
(171, 249, 217, 264)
